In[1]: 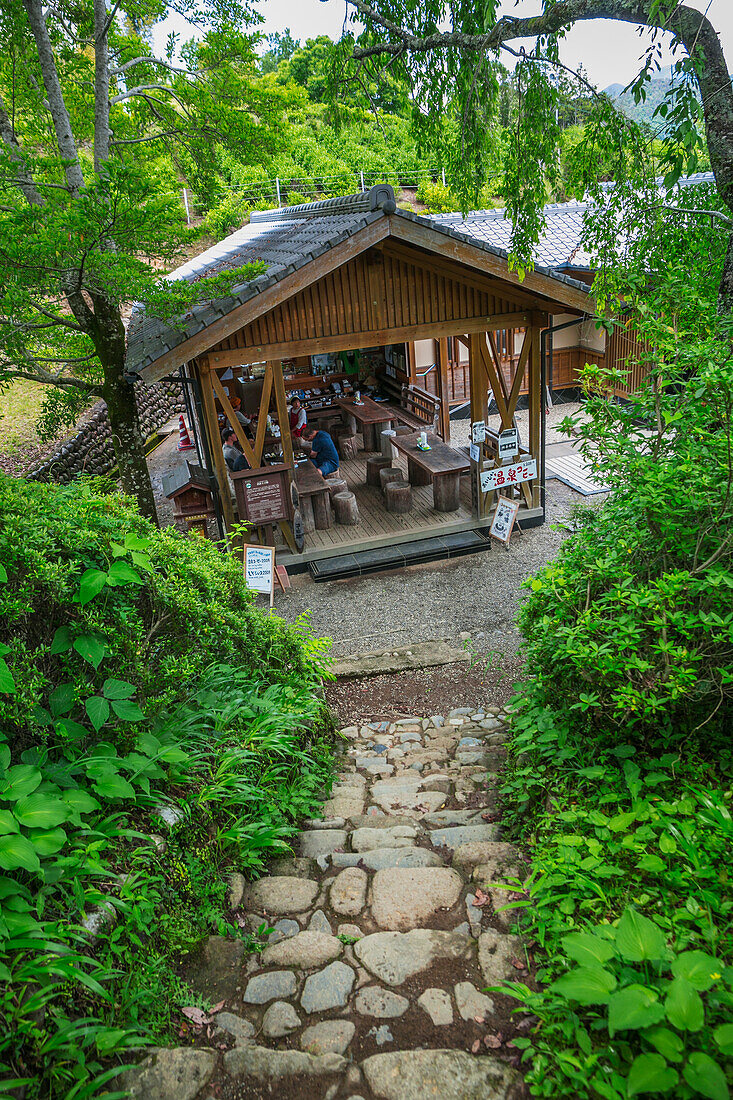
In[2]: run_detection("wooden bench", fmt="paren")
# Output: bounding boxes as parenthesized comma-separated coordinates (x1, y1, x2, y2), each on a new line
(382, 385, 440, 433)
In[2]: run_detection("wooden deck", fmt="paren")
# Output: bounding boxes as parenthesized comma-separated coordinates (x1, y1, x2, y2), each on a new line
(277, 449, 541, 567)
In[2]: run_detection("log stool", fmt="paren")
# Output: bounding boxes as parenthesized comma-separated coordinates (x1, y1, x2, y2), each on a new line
(381, 429, 397, 459)
(337, 434, 359, 461)
(326, 476, 348, 498)
(385, 479, 413, 513)
(379, 466, 403, 492)
(333, 491, 360, 526)
(367, 455, 392, 487)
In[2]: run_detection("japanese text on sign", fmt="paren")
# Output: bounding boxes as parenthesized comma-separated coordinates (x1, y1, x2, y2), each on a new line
(243, 545, 274, 595)
(498, 427, 519, 459)
(490, 496, 520, 545)
(469, 442, 481, 464)
(471, 421, 486, 444)
(480, 458, 537, 493)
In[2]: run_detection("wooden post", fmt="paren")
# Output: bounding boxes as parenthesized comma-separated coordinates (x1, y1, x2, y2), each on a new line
(198, 358, 236, 533)
(210, 369, 258, 468)
(469, 333, 490, 520)
(270, 360, 294, 470)
(437, 337, 451, 442)
(529, 316, 543, 509)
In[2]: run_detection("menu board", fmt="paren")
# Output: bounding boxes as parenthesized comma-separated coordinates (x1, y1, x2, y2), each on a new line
(232, 465, 291, 525)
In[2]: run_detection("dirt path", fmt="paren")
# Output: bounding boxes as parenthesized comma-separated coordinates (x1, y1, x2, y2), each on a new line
(121, 705, 528, 1100)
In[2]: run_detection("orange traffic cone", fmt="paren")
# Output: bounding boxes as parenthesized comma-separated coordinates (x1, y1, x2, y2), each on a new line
(177, 414, 194, 451)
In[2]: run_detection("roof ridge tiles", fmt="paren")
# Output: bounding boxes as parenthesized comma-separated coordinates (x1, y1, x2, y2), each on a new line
(250, 185, 396, 223)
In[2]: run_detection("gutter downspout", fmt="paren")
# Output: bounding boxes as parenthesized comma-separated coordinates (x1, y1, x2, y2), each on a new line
(540, 315, 586, 520)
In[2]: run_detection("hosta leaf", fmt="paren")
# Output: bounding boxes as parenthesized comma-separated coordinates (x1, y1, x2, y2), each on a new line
(671, 951, 721, 992)
(14, 795, 70, 830)
(0, 658, 16, 694)
(608, 984, 665, 1036)
(561, 931, 617, 967)
(30, 828, 67, 856)
(0, 765, 42, 801)
(78, 568, 107, 605)
(713, 1024, 733, 1056)
(61, 789, 100, 816)
(682, 1053, 730, 1100)
(549, 965, 617, 1005)
(0, 564, 7, 582)
(85, 696, 110, 731)
(49, 626, 72, 655)
(638, 854, 666, 873)
(627, 1053, 678, 1095)
(615, 908, 667, 961)
(0, 810, 18, 836)
(92, 771, 135, 800)
(0, 833, 41, 873)
(102, 678, 136, 700)
(111, 699, 143, 722)
(72, 634, 105, 669)
(665, 976, 704, 1031)
(646, 1027, 685, 1063)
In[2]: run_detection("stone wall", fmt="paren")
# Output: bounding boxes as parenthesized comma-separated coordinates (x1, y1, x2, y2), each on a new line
(26, 381, 186, 485)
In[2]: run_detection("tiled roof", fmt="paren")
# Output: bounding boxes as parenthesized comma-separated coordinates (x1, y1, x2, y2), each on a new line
(125, 185, 593, 378)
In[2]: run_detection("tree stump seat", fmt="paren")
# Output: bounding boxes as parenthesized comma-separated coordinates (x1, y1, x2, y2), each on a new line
(333, 491, 360, 526)
(379, 466, 403, 492)
(367, 456, 393, 487)
(385, 480, 413, 513)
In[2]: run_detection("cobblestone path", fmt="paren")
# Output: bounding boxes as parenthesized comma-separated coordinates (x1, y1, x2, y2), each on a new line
(123, 707, 528, 1100)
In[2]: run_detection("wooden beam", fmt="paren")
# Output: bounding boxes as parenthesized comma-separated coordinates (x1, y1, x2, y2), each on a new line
(140, 217, 392, 382)
(252, 362, 274, 466)
(382, 239, 528, 301)
(205, 313, 534, 371)
(477, 335, 510, 428)
(529, 316, 542, 509)
(506, 328, 532, 421)
(437, 337, 451, 442)
(469, 334, 489, 520)
(366, 250, 387, 329)
(389, 217, 594, 314)
(210, 369, 258, 468)
(270, 360, 295, 472)
(198, 359, 236, 533)
(406, 340, 417, 385)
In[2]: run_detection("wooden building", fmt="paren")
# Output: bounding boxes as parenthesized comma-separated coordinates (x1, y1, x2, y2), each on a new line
(126, 186, 593, 573)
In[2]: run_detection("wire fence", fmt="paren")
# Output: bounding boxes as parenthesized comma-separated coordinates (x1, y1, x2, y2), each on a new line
(182, 165, 450, 219)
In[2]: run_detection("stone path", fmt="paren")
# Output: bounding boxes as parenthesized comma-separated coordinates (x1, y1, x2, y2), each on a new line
(124, 708, 528, 1100)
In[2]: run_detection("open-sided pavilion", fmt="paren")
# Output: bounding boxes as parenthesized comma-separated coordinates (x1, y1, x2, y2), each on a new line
(126, 186, 593, 572)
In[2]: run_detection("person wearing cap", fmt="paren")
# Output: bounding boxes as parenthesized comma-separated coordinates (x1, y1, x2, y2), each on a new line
(228, 396, 254, 439)
(302, 426, 339, 478)
(221, 427, 249, 472)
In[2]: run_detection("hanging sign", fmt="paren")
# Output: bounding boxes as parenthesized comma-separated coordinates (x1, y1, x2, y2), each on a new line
(471, 421, 486, 444)
(490, 496, 520, 546)
(480, 457, 537, 493)
(243, 544, 275, 606)
(498, 427, 519, 459)
(469, 442, 481, 464)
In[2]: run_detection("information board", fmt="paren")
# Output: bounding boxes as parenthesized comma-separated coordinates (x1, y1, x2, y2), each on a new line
(469, 442, 481, 464)
(232, 465, 291, 525)
(498, 427, 519, 460)
(471, 421, 486, 444)
(490, 496, 520, 546)
(480, 457, 537, 493)
(243, 544, 275, 605)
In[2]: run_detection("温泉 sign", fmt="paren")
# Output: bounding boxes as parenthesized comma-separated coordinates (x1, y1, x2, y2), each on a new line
(243, 544, 274, 598)
(471, 421, 486, 444)
(480, 458, 537, 493)
(498, 427, 519, 459)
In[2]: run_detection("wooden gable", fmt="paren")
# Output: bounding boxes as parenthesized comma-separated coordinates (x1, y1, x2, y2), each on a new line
(201, 243, 541, 371)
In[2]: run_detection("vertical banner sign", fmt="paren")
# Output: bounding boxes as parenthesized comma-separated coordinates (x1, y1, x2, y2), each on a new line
(490, 496, 520, 546)
(498, 427, 519, 460)
(480, 457, 537, 493)
(243, 544, 275, 607)
(471, 421, 486, 444)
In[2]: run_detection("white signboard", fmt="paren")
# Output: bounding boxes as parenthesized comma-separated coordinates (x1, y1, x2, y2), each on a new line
(490, 496, 520, 545)
(480, 458, 537, 493)
(469, 442, 481, 464)
(498, 427, 519, 459)
(243, 544, 275, 605)
(471, 421, 486, 444)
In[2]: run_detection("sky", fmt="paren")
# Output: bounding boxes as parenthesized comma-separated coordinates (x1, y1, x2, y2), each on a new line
(257, 0, 733, 91)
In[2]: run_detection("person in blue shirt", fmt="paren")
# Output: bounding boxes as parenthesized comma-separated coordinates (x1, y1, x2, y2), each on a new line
(303, 427, 340, 478)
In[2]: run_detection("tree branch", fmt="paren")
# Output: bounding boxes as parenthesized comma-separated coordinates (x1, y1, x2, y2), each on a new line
(0, 95, 44, 206)
(2, 362, 102, 395)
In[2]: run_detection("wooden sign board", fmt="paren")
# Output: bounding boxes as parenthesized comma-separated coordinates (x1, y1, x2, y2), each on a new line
(490, 496, 520, 546)
(480, 457, 537, 494)
(498, 427, 519, 460)
(243, 544, 275, 607)
(472, 421, 486, 444)
(232, 464, 292, 526)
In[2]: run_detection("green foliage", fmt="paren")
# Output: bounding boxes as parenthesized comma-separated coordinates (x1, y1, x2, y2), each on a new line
(415, 179, 458, 213)
(0, 474, 334, 1096)
(202, 194, 251, 239)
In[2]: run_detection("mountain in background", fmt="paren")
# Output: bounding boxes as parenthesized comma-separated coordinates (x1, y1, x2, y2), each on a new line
(602, 66, 681, 128)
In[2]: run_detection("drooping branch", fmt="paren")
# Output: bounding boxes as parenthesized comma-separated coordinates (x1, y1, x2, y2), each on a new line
(2, 361, 103, 395)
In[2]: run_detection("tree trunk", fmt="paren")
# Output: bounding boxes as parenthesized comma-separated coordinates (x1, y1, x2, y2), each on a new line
(95, 300, 158, 523)
(719, 232, 733, 315)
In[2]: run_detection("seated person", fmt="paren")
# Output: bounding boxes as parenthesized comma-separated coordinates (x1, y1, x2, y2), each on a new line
(228, 396, 254, 440)
(288, 397, 307, 439)
(302, 426, 339, 478)
(221, 427, 249, 472)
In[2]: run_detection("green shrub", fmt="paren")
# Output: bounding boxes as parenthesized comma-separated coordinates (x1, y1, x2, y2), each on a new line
(0, 475, 334, 1097)
(201, 193, 249, 239)
(415, 178, 458, 213)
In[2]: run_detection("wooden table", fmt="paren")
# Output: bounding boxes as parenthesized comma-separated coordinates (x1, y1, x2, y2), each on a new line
(336, 396, 395, 451)
(295, 461, 333, 532)
(390, 431, 470, 512)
